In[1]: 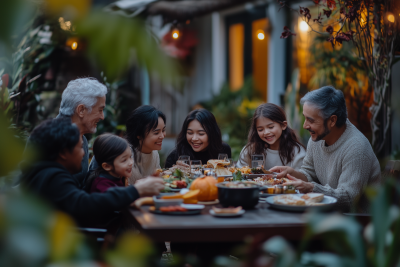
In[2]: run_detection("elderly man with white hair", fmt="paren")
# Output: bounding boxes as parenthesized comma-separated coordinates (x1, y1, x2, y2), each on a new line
(57, 78, 107, 187)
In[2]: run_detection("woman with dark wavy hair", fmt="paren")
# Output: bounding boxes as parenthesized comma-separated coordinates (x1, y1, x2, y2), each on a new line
(237, 103, 306, 170)
(89, 105, 166, 185)
(165, 109, 231, 168)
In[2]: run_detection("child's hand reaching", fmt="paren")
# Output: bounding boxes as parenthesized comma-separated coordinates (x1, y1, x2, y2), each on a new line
(135, 176, 165, 196)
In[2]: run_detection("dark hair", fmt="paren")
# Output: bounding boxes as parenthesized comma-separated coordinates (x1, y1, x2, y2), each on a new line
(176, 109, 223, 159)
(86, 133, 130, 189)
(125, 105, 166, 165)
(29, 118, 80, 161)
(300, 85, 348, 127)
(244, 103, 305, 165)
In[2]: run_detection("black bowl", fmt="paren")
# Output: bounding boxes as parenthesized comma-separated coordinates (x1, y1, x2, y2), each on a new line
(217, 182, 261, 209)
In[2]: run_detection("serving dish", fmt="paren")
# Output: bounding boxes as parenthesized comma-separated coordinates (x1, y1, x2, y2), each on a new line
(265, 194, 337, 212)
(217, 182, 262, 209)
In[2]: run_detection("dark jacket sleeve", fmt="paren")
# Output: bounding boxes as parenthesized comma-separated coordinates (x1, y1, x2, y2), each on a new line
(44, 170, 139, 223)
(165, 149, 179, 168)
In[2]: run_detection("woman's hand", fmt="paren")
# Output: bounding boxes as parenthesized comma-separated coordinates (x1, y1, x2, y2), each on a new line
(269, 166, 294, 178)
(283, 174, 314, 193)
(135, 176, 165, 197)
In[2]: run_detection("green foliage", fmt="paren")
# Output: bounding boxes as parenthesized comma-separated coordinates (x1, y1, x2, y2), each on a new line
(201, 78, 264, 160)
(76, 10, 178, 83)
(232, 170, 242, 181)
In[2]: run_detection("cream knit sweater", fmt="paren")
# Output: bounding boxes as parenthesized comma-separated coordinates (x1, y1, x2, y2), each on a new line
(300, 119, 381, 212)
(128, 150, 161, 185)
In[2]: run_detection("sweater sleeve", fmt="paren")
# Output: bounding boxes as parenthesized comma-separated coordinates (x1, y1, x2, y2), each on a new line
(165, 149, 178, 168)
(236, 146, 251, 168)
(310, 149, 374, 212)
(299, 139, 318, 182)
(45, 172, 139, 223)
(290, 146, 306, 171)
(154, 151, 161, 170)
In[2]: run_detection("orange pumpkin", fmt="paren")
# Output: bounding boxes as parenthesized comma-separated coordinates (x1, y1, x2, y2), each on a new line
(190, 176, 218, 201)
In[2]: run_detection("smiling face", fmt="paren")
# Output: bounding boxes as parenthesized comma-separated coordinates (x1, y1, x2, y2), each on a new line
(80, 96, 106, 134)
(302, 103, 331, 141)
(140, 116, 166, 153)
(186, 119, 209, 152)
(102, 146, 133, 178)
(256, 116, 287, 150)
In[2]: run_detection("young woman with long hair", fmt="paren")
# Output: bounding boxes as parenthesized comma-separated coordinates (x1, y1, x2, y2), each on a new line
(237, 103, 306, 170)
(165, 109, 231, 168)
(89, 105, 166, 185)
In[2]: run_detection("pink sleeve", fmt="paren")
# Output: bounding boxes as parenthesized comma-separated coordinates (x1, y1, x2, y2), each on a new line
(91, 179, 118, 193)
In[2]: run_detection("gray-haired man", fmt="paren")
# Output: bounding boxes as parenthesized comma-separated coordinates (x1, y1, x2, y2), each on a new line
(271, 86, 381, 212)
(57, 78, 107, 187)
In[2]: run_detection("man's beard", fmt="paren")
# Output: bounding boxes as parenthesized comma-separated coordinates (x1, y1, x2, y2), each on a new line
(308, 120, 330, 142)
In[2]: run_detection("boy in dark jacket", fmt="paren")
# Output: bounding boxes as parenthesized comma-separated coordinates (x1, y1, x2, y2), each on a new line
(20, 118, 164, 226)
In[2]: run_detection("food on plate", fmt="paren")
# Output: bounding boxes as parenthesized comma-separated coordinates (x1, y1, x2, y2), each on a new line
(273, 193, 325, 206)
(212, 206, 242, 214)
(159, 206, 188, 212)
(190, 176, 218, 201)
(207, 160, 230, 169)
(132, 197, 154, 208)
(251, 168, 265, 174)
(215, 167, 231, 176)
(239, 166, 252, 174)
(182, 189, 200, 204)
(301, 193, 324, 203)
(220, 182, 258, 188)
(254, 176, 288, 185)
(171, 180, 187, 189)
(161, 193, 184, 199)
(273, 195, 306, 205)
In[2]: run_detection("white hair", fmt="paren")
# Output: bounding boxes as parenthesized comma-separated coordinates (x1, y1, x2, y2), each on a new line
(59, 78, 108, 116)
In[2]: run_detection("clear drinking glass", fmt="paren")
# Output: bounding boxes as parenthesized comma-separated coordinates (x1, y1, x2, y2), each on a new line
(227, 158, 235, 168)
(177, 155, 190, 165)
(190, 160, 202, 176)
(218, 153, 228, 160)
(251, 154, 264, 168)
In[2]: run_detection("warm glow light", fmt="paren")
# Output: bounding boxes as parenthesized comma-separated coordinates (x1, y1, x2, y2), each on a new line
(172, 29, 179, 39)
(257, 30, 265, 40)
(388, 14, 395, 23)
(299, 21, 309, 32)
(71, 42, 78, 50)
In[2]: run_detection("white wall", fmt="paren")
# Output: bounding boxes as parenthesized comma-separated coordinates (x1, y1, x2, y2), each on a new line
(267, 2, 287, 106)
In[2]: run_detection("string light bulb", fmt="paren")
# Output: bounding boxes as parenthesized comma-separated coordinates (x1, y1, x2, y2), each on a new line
(71, 42, 78, 50)
(388, 14, 395, 23)
(172, 29, 179, 39)
(257, 30, 265, 40)
(299, 21, 309, 32)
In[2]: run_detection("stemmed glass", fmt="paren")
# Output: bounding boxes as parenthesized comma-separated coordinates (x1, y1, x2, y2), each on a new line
(251, 154, 264, 168)
(218, 153, 228, 161)
(190, 160, 202, 177)
(177, 155, 190, 165)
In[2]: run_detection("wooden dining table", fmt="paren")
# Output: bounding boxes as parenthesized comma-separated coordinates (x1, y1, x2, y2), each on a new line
(129, 202, 308, 243)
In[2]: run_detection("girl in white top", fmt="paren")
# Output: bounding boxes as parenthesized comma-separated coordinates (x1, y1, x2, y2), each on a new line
(237, 103, 306, 170)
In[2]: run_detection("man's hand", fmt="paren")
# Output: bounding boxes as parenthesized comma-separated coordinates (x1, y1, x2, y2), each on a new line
(135, 176, 165, 197)
(283, 174, 314, 193)
(269, 166, 294, 178)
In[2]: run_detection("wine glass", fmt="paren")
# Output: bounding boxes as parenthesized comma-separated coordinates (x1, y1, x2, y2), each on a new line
(228, 158, 236, 168)
(190, 160, 202, 176)
(218, 153, 228, 161)
(177, 155, 190, 165)
(251, 154, 264, 168)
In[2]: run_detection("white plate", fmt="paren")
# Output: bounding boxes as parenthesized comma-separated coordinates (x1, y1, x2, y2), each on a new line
(265, 195, 337, 212)
(209, 209, 245, 217)
(181, 204, 205, 210)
